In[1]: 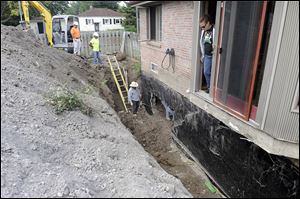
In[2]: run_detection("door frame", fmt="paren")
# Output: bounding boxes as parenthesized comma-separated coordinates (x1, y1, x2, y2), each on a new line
(213, 1, 268, 120)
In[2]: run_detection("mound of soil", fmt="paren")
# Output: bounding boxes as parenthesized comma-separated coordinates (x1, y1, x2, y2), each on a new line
(1, 25, 192, 198)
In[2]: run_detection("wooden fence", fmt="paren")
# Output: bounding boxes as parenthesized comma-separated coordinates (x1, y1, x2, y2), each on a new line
(37, 31, 140, 60)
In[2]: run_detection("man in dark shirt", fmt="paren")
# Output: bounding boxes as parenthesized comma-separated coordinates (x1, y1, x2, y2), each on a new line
(200, 15, 215, 93)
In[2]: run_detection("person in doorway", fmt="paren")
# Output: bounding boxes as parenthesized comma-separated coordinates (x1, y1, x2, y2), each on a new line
(128, 81, 141, 116)
(70, 21, 81, 55)
(89, 32, 103, 65)
(200, 14, 215, 93)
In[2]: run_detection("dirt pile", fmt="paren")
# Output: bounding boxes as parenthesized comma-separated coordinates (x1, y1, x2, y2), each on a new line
(1, 25, 192, 198)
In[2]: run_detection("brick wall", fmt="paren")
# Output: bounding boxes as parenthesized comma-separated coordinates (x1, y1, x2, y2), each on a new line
(139, 1, 194, 95)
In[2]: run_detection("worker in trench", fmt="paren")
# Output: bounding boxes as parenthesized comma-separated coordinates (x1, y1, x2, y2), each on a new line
(128, 81, 141, 116)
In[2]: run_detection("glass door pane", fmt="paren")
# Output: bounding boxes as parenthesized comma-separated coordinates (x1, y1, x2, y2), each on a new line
(214, 1, 267, 119)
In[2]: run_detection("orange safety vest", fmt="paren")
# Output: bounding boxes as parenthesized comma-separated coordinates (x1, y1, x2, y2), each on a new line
(70, 27, 80, 39)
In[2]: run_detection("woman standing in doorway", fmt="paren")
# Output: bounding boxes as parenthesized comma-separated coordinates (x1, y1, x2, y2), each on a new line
(200, 14, 215, 93)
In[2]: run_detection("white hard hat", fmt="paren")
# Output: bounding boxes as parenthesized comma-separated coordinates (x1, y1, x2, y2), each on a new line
(93, 32, 99, 37)
(130, 81, 138, 87)
(73, 21, 79, 26)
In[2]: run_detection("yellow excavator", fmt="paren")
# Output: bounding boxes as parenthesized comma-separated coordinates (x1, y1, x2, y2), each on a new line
(18, 1, 79, 53)
(18, 1, 53, 46)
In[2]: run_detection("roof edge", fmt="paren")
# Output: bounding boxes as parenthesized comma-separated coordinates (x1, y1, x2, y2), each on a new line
(129, 1, 156, 7)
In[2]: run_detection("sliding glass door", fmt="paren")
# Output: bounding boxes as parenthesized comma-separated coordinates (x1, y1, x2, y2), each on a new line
(214, 1, 267, 120)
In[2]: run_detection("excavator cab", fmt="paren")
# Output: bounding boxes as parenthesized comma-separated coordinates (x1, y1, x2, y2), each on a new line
(52, 15, 79, 53)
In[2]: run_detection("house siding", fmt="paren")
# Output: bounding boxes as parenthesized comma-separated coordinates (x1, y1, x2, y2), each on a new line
(263, 1, 299, 143)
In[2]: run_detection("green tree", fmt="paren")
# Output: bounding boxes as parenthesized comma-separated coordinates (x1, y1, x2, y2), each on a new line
(1, 1, 19, 26)
(66, 1, 120, 15)
(118, 4, 136, 32)
(1, 1, 69, 26)
(29, 1, 69, 18)
(92, 1, 119, 11)
(65, 1, 90, 15)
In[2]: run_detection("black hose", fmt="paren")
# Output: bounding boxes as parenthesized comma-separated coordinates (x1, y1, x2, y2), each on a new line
(161, 53, 171, 70)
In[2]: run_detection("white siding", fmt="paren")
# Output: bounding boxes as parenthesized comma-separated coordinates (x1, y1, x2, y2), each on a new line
(263, 1, 299, 143)
(79, 16, 125, 32)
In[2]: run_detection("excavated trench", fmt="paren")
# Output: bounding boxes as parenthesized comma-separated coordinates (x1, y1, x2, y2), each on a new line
(90, 58, 222, 198)
(79, 57, 298, 198)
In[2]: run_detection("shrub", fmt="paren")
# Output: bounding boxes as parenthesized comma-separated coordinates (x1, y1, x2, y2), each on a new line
(47, 89, 92, 116)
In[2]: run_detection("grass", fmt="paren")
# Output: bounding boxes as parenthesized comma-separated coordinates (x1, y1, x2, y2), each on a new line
(133, 62, 141, 74)
(205, 181, 217, 193)
(46, 88, 92, 116)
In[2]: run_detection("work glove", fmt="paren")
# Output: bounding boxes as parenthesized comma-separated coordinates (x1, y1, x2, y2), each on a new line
(130, 102, 133, 106)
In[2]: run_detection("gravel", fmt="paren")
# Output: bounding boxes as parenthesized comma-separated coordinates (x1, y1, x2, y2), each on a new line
(1, 25, 192, 198)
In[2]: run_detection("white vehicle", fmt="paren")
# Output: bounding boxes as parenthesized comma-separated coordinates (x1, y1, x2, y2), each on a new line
(52, 15, 80, 53)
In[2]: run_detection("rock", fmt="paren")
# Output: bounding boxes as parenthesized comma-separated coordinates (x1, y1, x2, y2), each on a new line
(116, 52, 126, 61)
(57, 192, 63, 197)
(31, 144, 38, 151)
(63, 186, 70, 196)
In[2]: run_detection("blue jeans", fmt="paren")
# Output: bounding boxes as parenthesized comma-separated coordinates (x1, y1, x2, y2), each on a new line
(93, 51, 103, 64)
(204, 55, 212, 90)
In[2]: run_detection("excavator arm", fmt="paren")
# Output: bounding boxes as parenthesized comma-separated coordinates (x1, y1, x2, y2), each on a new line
(20, 1, 53, 47)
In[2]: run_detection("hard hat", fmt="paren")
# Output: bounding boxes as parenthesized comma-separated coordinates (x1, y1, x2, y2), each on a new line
(73, 21, 79, 26)
(93, 32, 99, 37)
(130, 81, 138, 87)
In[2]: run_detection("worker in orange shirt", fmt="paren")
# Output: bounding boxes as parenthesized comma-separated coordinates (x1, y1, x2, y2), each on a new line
(70, 21, 81, 55)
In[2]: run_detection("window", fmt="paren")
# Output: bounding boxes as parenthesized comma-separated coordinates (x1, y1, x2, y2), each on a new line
(110, 19, 112, 24)
(52, 18, 66, 45)
(115, 19, 120, 24)
(151, 63, 158, 73)
(94, 23, 99, 32)
(85, 19, 93, 25)
(147, 5, 162, 41)
(103, 19, 109, 24)
(291, 79, 299, 113)
(37, 22, 44, 34)
(214, 1, 268, 120)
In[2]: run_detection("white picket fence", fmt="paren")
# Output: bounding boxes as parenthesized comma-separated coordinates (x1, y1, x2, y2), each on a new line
(37, 31, 140, 60)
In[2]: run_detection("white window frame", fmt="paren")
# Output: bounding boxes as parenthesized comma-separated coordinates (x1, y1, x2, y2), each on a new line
(150, 62, 158, 74)
(291, 79, 299, 113)
(86, 19, 93, 25)
(103, 19, 110, 25)
(147, 4, 162, 41)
